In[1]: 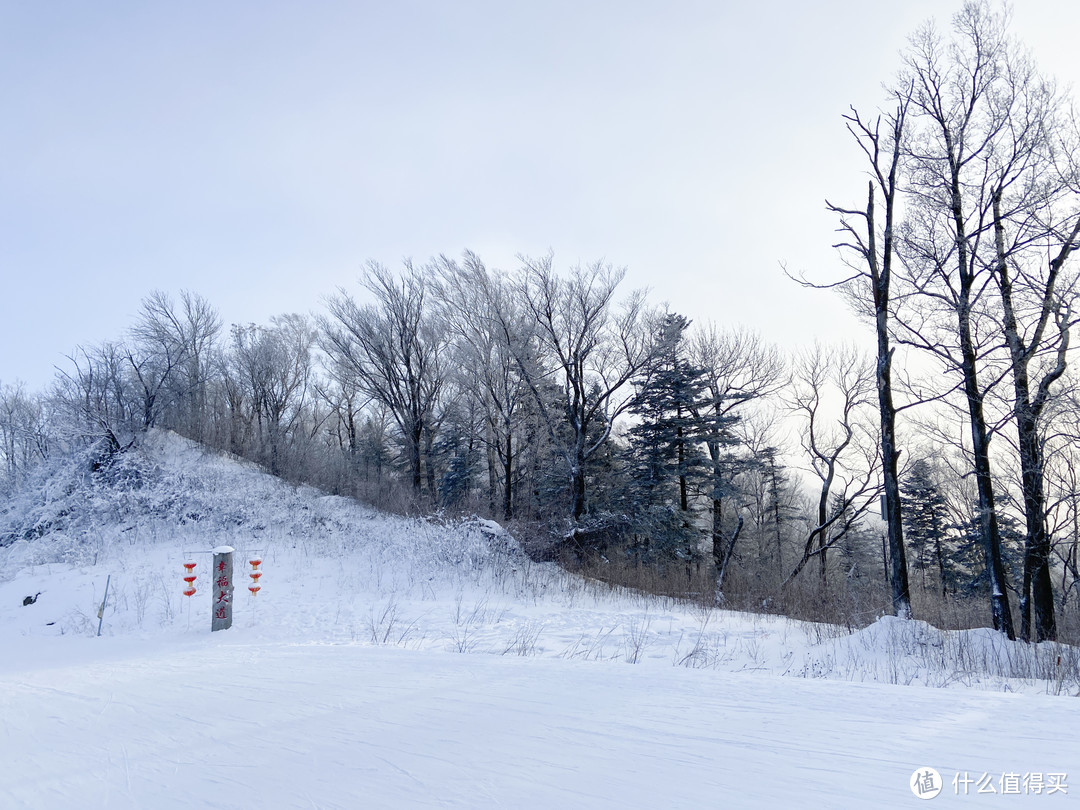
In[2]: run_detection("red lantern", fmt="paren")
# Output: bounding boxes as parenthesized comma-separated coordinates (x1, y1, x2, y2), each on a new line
(249, 558, 262, 569)
(182, 564, 198, 598)
(249, 571, 262, 581)
(248, 585, 261, 595)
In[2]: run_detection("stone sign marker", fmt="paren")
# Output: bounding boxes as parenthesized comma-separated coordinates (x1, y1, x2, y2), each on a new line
(212, 546, 235, 631)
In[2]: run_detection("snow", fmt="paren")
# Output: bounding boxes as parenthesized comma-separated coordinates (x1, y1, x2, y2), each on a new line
(2, 431, 1078, 807)
(3, 639, 1076, 808)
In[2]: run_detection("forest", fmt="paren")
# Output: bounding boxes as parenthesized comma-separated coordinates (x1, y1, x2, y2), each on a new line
(3, 2, 1080, 646)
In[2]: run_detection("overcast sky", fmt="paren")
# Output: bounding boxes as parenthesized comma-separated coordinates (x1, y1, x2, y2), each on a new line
(2, 1, 1079, 390)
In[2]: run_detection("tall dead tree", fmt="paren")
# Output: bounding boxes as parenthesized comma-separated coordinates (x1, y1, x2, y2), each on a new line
(820, 93, 914, 619)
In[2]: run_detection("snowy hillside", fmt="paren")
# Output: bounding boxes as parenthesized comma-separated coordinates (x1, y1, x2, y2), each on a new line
(2, 431, 1078, 808)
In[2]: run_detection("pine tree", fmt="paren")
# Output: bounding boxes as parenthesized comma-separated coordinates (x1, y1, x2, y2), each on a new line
(900, 458, 951, 596)
(951, 505, 1023, 599)
(622, 314, 709, 562)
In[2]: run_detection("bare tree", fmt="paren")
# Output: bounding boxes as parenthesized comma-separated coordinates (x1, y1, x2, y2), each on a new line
(322, 261, 448, 496)
(783, 344, 881, 592)
(313, 357, 370, 472)
(513, 255, 655, 524)
(816, 90, 915, 619)
(217, 337, 252, 457)
(52, 341, 133, 454)
(129, 290, 221, 439)
(734, 410, 796, 574)
(0, 382, 49, 490)
(1040, 382, 1080, 627)
(126, 291, 196, 432)
(230, 315, 315, 475)
(687, 324, 785, 597)
(433, 252, 531, 519)
(982, 70, 1080, 640)
(892, 2, 1034, 638)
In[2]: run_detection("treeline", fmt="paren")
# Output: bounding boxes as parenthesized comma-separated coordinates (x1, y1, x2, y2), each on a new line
(0, 262, 873, 599)
(0, 246, 1076, 639)
(4, 2, 1080, 642)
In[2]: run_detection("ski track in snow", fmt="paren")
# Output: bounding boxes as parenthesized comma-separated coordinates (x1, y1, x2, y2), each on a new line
(1, 431, 1078, 808)
(2, 641, 1077, 808)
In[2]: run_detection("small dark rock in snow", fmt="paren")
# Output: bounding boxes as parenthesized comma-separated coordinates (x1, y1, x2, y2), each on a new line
(22, 592, 41, 606)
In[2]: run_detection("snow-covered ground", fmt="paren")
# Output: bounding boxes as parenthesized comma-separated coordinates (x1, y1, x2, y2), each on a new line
(2, 432, 1078, 808)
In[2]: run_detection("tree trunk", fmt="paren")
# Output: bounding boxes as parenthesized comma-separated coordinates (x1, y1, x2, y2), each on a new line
(486, 428, 498, 514)
(992, 191, 1071, 642)
(713, 514, 743, 604)
(818, 491, 829, 596)
(949, 154, 1015, 639)
(867, 182, 912, 619)
(424, 427, 436, 500)
(958, 312, 1015, 639)
(409, 421, 423, 493)
(503, 431, 513, 520)
(711, 495, 722, 567)
(571, 463, 586, 522)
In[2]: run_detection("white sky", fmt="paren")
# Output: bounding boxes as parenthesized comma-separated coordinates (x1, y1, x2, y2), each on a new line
(2, 1, 1079, 391)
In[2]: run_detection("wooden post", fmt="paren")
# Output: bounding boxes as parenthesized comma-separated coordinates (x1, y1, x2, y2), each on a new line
(212, 546, 235, 631)
(96, 574, 111, 637)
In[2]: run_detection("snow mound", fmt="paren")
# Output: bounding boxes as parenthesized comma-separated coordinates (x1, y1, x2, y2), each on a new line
(2, 430, 524, 576)
(792, 615, 1078, 690)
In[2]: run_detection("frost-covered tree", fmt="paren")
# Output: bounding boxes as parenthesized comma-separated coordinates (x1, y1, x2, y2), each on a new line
(322, 262, 448, 497)
(901, 457, 952, 596)
(433, 252, 533, 519)
(622, 313, 709, 562)
(0, 382, 50, 491)
(890, 1, 1056, 639)
(513, 256, 655, 525)
(53, 341, 135, 454)
(132, 290, 221, 442)
(228, 315, 315, 476)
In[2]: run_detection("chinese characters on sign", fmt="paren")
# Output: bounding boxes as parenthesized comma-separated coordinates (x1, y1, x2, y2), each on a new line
(211, 547, 234, 631)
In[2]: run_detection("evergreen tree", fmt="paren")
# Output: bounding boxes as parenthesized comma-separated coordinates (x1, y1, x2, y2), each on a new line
(622, 314, 709, 562)
(760, 446, 795, 566)
(833, 496, 881, 583)
(901, 458, 951, 596)
(950, 499, 1023, 599)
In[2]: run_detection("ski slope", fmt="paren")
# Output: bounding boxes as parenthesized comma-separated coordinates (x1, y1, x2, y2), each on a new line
(3, 636, 1076, 809)
(1, 432, 1077, 807)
